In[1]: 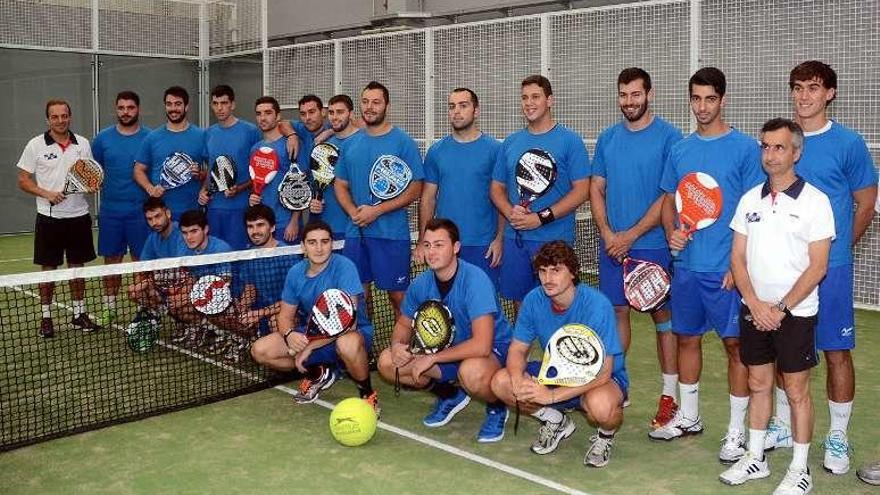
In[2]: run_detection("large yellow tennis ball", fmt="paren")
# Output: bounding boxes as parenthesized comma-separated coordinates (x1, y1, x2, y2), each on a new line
(329, 398, 377, 447)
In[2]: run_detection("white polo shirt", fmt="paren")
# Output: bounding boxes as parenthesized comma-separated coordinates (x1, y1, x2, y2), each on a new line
(730, 177, 835, 317)
(16, 131, 93, 218)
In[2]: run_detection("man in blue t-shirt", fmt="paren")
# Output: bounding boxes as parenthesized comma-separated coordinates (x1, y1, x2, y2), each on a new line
(377, 219, 513, 443)
(490, 241, 628, 468)
(591, 68, 683, 431)
(134, 86, 206, 221)
(93, 90, 151, 326)
(490, 75, 590, 305)
(251, 221, 378, 408)
(651, 68, 765, 466)
(199, 85, 262, 250)
(761, 61, 878, 475)
(335, 81, 425, 320)
(417, 88, 503, 288)
(126, 197, 184, 310)
(248, 96, 301, 243)
(309, 94, 361, 240)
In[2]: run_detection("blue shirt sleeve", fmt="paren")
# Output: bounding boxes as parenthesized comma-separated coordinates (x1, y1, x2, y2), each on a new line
(280, 263, 304, 306)
(491, 139, 509, 184)
(464, 268, 500, 320)
(423, 142, 439, 185)
(92, 132, 105, 165)
(135, 132, 154, 172)
(845, 135, 878, 192)
(591, 131, 608, 178)
(512, 290, 539, 345)
(591, 294, 623, 359)
(336, 256, 365, 297)
(401, 279, 422, 320)
(401, 132, 425, 181)
(740, 140, 765, 190)
(659, 144, 679, 193)
(566, 132, 591, 181)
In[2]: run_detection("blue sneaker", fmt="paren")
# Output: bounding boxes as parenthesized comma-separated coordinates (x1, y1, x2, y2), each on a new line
(423, 389, 471, 427)
(477, 403, 509, 443)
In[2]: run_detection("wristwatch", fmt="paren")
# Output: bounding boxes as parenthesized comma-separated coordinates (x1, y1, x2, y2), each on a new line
(537, 207, 555, 225)
(774, 300, 791, 316)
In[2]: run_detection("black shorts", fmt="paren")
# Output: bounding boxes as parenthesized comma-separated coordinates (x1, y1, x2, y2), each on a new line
(34, 213, 96, 267)
(739, 305, 818, 373)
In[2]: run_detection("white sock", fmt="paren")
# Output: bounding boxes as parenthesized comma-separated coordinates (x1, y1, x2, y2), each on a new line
(532, 407, 563, 424)
(104, 294, 116, 308)
(72, 299, 85, 317)
(775, 385, 791, 424)
(679, 382, 700, 419)
(828, 400, 853, 433)
(791, 441, 810, 471)
(662, 373, 678, 398)
(748, 429, 766, 459)
(728, 394, 749, 434)
(598, 427, 616, 438)
(41, 304, 51, 318)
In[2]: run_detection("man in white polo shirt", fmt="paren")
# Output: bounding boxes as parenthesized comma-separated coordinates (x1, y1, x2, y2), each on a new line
(17, 99, 100, 338)
(720, 118, 834, 495)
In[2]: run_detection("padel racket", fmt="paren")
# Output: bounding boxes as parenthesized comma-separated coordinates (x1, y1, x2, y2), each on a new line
(207, 155, 237, 196)
(249, 146, 280, 196)
(395, 299, 455, 396)
(152, 267, 188, 293)
(310, 142, 339, 201)
(363, 154, 413, 241)
(160, 152, 197, 189)
(190, 275, 233, 315)
(125, 307, 160, 353)
(671, 172, 723, 256)
(306, 288, 357, 341)
(277, 162, 312, 211)
(621, 255, 671, 312)
(62, 158, 104, 194)
(514, 148, 558, 246)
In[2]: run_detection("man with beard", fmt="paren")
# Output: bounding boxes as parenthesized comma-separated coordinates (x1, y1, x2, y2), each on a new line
(651, 68, 765, 466)
(490, 75, 590, 307)
(591, 68, 682, 429)
(92, 91, 152, 327)
(335, 81, 424, 320)
(199, 85, 261, 250)
(309, 94, 361, 240)
(17, 99, 100, 337)
(292, 94, 329, 167)
(126, 197, 185, 310)
(134, 86, 206, 220)
(248, 96, 301, 243)
(416, 88, 503, 288)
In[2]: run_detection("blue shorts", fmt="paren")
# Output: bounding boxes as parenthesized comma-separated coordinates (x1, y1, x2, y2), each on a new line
(459, 245, 500, 290)
(670, 267, 740, 338)
(436, 343, 510, 383)
(341, 237, 411, 291)
(97, 208, 149, 258)
(499, 238, 544, 301)
(598, 243, 671, 309)
(816, 264, 855, 351)
(304, 326, 375, 368)
(207, 207, 248, 250)
(525, 361, 628, 409)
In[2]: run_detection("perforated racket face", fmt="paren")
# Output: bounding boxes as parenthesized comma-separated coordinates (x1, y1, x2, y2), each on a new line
(160, 152, 196, 189)
(411, 300, 455, 354)
(622, 257, 671, 312)
(537, 324, 605, 387)
(211, 155, 236, 192)
(277, 167, 312, 211)
(369, 154, 413, 201)
(126, 309, 160, 353)
(515, 148, 557, 203)
(249, 146, 280, 195)
(310, 142, 339, 187)
(674, 172, 723, 234)
(65, 158, 105, 193)
(189, 275, 232, 315)
(309, 288, 356, 338)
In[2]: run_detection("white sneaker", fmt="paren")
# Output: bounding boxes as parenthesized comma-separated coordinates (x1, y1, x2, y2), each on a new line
(719, 451, 770, 485)
(583, 434, 613, 468)
(719, 430, 746, 463)
(648, 411, 704, 441)
(773, 467, 812, 495)
(822, 429, 851, 474)
(764, 416, 794, 451)
(531, 414, 576, 455)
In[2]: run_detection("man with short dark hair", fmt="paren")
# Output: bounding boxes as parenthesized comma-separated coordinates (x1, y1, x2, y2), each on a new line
(17, 99, 100, 337)
(126, 197, 185, 310)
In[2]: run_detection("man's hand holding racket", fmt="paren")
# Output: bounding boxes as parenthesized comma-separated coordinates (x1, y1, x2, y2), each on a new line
(515, 377, 555, 405)
(509, 204, 542, 231)
(283, 330, 309, 356)
(604, 230, 637, 260)
(390, 341, 414, 368)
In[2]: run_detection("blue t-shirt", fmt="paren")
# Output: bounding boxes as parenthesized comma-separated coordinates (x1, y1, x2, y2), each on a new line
(92, 125, 151, 214)
(280, 253, 372, 334)
(236, 242, 297, 308)
(335, 127, 425, 240)
(139, 222, 184, 260)
(205, 119, 261, 210)
(514, 283, 627, 387)
(293, 121, 329, 169)
(424, 133, 501, 246)
(249, 136, 295, 237)
(660, 128, 764, 272)
(175, 235, 232, 278)
(795, 121, 878, 267)
(593, 118, 683, 250)
(491, 124, 591, 243)
(315, 131, 362, 237)
(136, 124, 207, 217)
(402, 259, 512, 349)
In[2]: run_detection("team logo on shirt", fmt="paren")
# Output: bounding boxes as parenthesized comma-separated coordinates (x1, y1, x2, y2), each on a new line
(43, 152, 58, 160)
(745, 212, 762, 223)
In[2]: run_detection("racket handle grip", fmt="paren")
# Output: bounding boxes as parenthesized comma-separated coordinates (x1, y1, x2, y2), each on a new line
(670, 248, 680, 257)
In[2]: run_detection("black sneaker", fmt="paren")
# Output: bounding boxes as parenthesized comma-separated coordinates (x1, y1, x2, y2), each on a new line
(40, 317, 55, 338)
(71, 313, 100, 333)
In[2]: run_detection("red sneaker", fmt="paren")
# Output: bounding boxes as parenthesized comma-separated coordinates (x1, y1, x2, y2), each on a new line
(651, 394, 678, 429)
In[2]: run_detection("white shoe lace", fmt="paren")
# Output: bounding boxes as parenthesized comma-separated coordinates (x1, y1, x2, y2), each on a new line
(824, 430, 851, 459)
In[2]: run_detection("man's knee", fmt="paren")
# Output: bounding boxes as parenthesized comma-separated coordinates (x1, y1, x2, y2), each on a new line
(458, 358, 496, 393)
(490, 368, 512, 398)
(336, 331, 365, 358)
(376, 348, 395, 381)
(582, 386, 620, 424)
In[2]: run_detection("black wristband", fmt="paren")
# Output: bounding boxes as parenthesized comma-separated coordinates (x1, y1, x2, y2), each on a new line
(537, 207, 555, 225)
